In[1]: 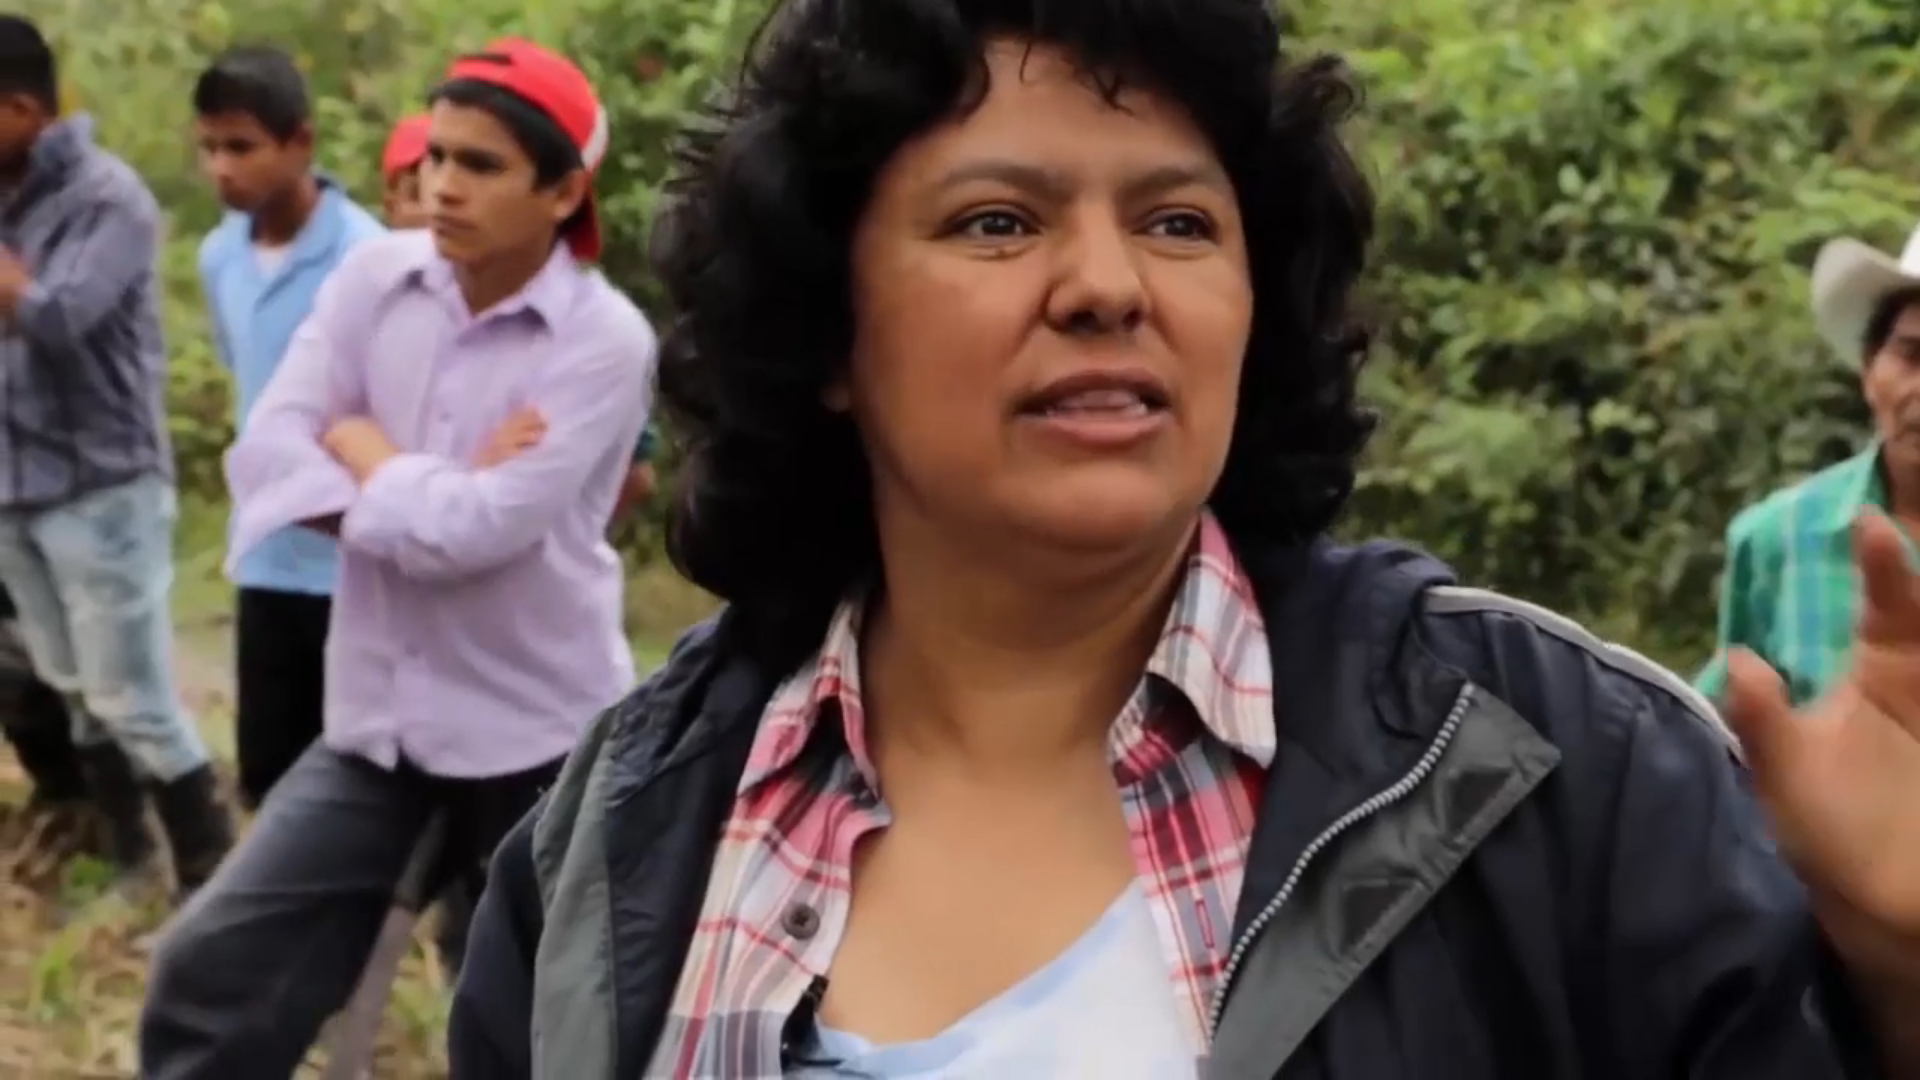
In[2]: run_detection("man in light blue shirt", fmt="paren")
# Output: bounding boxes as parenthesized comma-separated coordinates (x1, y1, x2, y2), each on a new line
(193, 46, 383, 808)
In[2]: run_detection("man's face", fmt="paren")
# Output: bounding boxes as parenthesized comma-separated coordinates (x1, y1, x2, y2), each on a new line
(420, 100, 585, 270)
(195, 110, 309, 214)
(1863, 300, 1920, 479)
(0, 93, 45, 173)
(383, 168, 428, 230)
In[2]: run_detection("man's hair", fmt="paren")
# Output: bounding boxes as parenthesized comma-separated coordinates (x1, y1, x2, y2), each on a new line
(428, 77, 581, 186)
(192, 45, 310, 140)
(0, 15, 58, 111)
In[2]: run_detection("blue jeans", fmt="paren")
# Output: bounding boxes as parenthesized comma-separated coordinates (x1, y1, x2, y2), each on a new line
(0, 474, 208, 782)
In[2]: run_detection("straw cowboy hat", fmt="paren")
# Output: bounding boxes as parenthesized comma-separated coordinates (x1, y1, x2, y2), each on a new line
(1812, 223, 1920, 361)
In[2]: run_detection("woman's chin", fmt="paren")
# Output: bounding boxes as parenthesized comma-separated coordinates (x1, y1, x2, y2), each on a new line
(1001, 479, 1199, 556)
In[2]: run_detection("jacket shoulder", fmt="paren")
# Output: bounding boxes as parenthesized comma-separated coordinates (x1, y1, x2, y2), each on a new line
(527, 613, 734, 890)
(1417, 585, 1738, 754)
(74, 147, 158, 218)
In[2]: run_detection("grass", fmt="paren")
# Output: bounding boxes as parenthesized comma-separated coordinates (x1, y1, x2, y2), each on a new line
(0, 495, 718, 1077)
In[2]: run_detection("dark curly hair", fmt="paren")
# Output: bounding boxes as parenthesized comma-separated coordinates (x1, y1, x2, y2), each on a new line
(652, 0, 1376, 667)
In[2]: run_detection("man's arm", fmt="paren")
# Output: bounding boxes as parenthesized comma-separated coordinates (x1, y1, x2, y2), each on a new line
(1696, 512, 1774, 701)
(0, 196, 159, 353)
(222, 270, 367, 576)
(339, 319, 653, 582)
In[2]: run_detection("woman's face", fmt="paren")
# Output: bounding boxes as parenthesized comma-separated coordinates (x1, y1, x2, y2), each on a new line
(845, 39, 1253, 560)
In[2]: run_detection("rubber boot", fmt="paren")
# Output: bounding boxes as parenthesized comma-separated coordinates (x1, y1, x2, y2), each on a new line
(149, 764, 235, 899)
(76, 742, 159, 880)
(6, 679, 88, 808)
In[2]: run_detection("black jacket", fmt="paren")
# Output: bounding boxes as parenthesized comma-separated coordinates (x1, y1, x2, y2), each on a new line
(449, 536, 1881, 1078)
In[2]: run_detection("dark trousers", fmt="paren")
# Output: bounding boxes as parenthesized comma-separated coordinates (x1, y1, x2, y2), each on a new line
(1, 676, 85, 801)
(1, 587, 85, 802)
(138, 743, 561, 1079)
(233, 588, 330, 809)
(234, 588, 479, 980)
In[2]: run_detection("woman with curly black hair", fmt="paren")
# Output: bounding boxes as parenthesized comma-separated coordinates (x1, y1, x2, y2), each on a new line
(449, 0, 1920, 1076)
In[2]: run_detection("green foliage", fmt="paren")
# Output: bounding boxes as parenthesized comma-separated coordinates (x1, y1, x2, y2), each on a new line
(1308, 0, 1920, 665)
(34, 0, 762, 548)
(33, 0, 1920, 664)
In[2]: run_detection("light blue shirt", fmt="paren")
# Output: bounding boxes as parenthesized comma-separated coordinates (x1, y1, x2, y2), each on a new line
(200, 180, 384, 595)
(791, 885, 1197, 1078)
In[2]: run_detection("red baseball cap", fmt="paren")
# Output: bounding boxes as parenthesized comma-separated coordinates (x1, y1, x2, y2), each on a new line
(442, 39, 609, 261)
(380, 114, 430, 180)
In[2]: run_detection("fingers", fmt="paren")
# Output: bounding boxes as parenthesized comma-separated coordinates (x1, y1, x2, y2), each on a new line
(1722, 648, 1798, 777)
(475, 410, 548, 468)
(507, 418, 545, 442)
(1852, 512, 1920, 647)
(504, 409, 548, 443)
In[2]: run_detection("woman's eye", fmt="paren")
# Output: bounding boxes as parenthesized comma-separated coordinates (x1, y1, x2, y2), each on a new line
(955, 211, 1031, 239)
(1147, 212, 1214, 240)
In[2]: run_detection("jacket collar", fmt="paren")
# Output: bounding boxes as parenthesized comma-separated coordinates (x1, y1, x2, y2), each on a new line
(27, 114, 91, 182)
(6, 114, 93, 211)
(589, 528, 1463, 1071)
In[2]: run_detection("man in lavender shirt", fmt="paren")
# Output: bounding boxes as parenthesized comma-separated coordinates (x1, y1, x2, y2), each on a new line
(138, 42, 654, 1076)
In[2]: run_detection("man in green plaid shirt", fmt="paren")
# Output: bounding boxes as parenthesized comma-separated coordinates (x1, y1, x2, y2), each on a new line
(1699, 224, 1920, 706)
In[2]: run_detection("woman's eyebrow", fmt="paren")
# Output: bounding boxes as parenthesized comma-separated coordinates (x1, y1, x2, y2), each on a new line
(933, 159, 1072, 201)
(932, 158, 1229, 201)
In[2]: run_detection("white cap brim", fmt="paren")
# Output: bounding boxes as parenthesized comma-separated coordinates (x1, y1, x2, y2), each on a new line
(1811, 236, 1920, 363)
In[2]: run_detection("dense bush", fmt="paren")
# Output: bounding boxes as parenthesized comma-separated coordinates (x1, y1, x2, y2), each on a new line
(37, 0, 753, 548)
(1311, 0, 1920, 661)
(33, 0, 1920, 665)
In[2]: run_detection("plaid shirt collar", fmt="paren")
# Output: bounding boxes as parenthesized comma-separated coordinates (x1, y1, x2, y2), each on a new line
(736, 510, 1276, 797)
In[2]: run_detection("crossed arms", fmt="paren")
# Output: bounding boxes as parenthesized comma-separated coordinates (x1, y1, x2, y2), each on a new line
(223, 266, 654, 584)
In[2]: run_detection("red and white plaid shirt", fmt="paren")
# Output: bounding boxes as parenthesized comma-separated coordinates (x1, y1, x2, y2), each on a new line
(646, 512, 1275, 1076)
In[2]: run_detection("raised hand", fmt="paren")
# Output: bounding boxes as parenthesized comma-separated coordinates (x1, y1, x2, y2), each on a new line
(1724, 512, 1920, 1060)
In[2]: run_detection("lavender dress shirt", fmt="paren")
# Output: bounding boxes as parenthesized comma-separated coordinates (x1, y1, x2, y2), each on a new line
(225, 231, 653, 778)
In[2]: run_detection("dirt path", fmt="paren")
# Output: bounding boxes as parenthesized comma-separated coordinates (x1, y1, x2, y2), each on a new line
(0, 611, 237, 1076)
(0, 608, 450, 1077)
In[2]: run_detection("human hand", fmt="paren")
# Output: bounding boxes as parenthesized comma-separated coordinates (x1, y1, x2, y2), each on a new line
(1723, 512, 1920, 1064)
(0, 248, 30, 312)
(475, 406, 547, 469)
(322, 417, 399, 482)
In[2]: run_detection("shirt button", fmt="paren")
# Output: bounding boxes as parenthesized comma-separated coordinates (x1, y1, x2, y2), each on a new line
(781, 902, 821, 941)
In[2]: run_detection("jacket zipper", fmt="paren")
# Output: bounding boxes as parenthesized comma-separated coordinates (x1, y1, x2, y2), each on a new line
(1204, 684, 1476, 1040)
